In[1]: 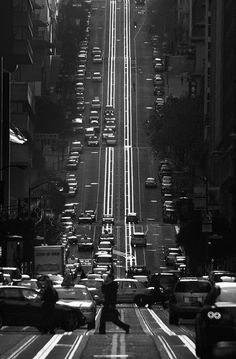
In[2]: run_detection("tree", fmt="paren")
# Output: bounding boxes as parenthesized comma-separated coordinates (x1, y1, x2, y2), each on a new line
(35, 97, 65, 134)
(150, 97, 205, 168)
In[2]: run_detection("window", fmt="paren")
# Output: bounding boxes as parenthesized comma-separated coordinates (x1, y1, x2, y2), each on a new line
(122, 282, 136, 289)
(4, 288, 20, 299)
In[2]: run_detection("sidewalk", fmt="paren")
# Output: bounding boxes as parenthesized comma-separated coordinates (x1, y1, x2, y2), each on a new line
(165, 55, 194, 99)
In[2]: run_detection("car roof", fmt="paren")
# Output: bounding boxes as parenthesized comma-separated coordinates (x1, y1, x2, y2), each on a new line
(215, 282, 236, 288)
(54, 284, 87, 289)
(114, 278, 138, 282)
(178, 277, 210, 282)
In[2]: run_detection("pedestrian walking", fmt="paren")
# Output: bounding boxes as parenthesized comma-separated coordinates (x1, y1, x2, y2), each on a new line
(99, 274, 130, 334)
(41, 278, 59, 334)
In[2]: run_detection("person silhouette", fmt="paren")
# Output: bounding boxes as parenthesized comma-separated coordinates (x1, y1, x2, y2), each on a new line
(99, 274, 130, 334)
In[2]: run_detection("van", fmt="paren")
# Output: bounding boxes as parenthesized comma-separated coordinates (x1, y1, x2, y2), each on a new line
(131, 232, 146, 246)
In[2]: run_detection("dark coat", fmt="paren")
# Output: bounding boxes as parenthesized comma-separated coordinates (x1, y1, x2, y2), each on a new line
(101, 280, 118, 308)
(42, 285, 58, 309)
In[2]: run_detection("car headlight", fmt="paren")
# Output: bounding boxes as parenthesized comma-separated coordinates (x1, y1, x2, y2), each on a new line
(207, 311, 221, 320)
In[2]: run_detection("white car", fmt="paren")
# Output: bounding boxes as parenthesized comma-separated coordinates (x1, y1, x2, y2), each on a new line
(92, 71, 102, 82)
(145, 177, 157, 188)
(92, 54, 103, 64)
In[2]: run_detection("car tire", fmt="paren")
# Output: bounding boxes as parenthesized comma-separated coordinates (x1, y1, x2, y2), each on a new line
(134, 296, 147, 307)
(169, 311, 179, 325)
(87, 320, 96, 330)
(63, 312, 79, 331)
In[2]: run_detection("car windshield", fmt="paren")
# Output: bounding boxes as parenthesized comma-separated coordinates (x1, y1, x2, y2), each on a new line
(159, 276, 177, 287)
(56, 287, 91, 300)
(175, 281, 211, 293)
(82, 280, 103, 289)
(216, 287, 236, 302)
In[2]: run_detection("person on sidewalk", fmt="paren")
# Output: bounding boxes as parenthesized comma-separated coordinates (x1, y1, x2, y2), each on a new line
(99, 274, 130, 334)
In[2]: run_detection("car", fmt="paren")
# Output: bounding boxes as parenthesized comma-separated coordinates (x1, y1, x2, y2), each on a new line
(102, 128, 114, 139)
(78, 212, 94, 224)
(68, 151, 80, 161)
(161, 176, 173, 191)
(93, 253, 113, 270)
(76, 101, 85, 112)
(195, 282, 236, 358)
(92, 54, 103, 63)
(106, 134, 117, 146)
(208, 270, 236, 284)
(85, 127, 95, 139)
(87, 135, 99, 146)
(105, 120, 116, 131)
(67, 186, 76, 197)
(131, 231, 146, 247)
(0, 286, 84, 331)
(77, 235, 94, 251)
(80, 278, 104, 303)
(104, 105, 115, 118)
(91, 97, 101, 110)
(169, 277, 212, 325)
(153, 86, 165, 96)
(114, 278, 154, 307)
(91, 46, 102, 56)
(145, 177, 157, 188)
(132, 275, 149, 287)
(99, 234, 115, 246)
(66, 160, 78, 171)
(71, 141, 83, 153)
(98, 241, 113, 254)
(102, 214, 114, 225)
(55, 284, 96, 330)
(92, 71, 102, 82)
(84, 209, 97, 222)
(126, 212, 139, 223)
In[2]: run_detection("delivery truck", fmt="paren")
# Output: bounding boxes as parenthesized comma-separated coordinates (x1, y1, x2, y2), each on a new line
(34, 245, 65, 275)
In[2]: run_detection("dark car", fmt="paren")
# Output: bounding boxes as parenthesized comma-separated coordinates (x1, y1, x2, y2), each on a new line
(0, 286, 84, 331)
(195, 282, 236, 359)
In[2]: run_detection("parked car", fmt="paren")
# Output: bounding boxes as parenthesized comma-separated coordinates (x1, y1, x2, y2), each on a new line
(145, 177, 157, 188)
(0, 286, 84, 331)
(195, 282, 236, 359)
(169, 277, 212, 325)
(92, 71, 102, 82)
